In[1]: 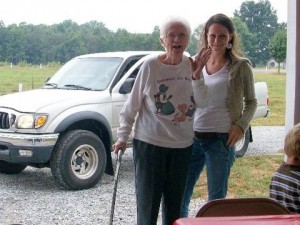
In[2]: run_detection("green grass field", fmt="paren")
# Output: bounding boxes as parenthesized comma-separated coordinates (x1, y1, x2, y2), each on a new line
(0, 65, 58, 95)
(252, 69, 286, 126)
(193, 153, 284, 200)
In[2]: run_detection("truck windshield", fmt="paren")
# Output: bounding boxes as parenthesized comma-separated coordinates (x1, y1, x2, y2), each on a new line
(45, 57, 123, 90)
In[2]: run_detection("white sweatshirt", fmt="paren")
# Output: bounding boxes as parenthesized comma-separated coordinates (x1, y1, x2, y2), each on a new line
(117, 54, 207, 148)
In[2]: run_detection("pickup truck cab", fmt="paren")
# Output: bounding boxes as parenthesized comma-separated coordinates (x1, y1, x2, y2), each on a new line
(0, 51, 269, 190)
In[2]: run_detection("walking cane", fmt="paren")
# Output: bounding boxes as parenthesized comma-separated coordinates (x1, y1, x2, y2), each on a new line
(109, 149, 123, 225)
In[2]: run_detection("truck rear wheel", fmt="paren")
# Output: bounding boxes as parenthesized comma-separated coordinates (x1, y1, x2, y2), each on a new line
(0, 160, 27, 174)
(235, 128, 250, 158)
(50, 130, 107, 190)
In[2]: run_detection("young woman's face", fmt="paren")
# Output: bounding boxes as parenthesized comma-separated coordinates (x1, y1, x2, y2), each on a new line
(161, 22, 189, 56)
(207, 23, 232, 53)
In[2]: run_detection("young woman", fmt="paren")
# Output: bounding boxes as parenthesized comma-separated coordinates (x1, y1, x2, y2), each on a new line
(181, 13, 257, 217)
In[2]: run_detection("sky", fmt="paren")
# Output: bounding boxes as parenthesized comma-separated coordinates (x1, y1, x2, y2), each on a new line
(0, 0, 287, 33)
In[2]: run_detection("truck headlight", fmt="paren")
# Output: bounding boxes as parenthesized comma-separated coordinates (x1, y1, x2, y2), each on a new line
(16, 114, 48, 129)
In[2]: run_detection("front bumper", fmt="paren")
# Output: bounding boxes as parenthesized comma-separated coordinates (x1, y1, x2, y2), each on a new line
(0, 132, 59, 163)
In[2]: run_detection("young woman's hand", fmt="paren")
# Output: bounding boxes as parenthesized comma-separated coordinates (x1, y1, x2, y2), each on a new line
(227, 125, 244, 147)
(189, 48, 212, 80)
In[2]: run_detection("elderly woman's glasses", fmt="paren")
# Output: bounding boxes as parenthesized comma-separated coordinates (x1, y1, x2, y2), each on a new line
(165, 33, 188, 40)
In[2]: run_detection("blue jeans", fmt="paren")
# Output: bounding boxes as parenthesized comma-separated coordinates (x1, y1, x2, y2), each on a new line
(180, 133, 235, 217)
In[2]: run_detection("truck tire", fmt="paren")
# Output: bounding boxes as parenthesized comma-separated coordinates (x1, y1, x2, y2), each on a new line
(0, 160, 27, 174)
(235, 128, 250, 158)
(50, 130, 107, 190)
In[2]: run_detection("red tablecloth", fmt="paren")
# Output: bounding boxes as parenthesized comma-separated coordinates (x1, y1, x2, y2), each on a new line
(173, 214, 300, 225)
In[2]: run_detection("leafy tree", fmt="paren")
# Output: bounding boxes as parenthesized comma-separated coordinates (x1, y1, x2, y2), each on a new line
(24, 24, 51, 64)
(0, 21, 7, 61)
(187, 24, 204, 56)
(232, 17, 256, 63)
(0, 1, 285, 66)
(278, 22, 287, 30)
(114, 28, 133, 50)
(269, 29, 287, 74)
(57, 33, 86, 62)
(144, 26, 162, 51)
(234, 0, 278, 66)
(5, 24, 28, 64)
(80, 21, 114, 53)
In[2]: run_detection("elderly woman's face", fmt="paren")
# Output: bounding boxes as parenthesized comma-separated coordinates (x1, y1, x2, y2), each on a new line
(161, 22, 189, 56)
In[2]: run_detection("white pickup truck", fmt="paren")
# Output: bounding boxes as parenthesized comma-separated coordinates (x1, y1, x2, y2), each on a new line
(0, 51, 269, 190)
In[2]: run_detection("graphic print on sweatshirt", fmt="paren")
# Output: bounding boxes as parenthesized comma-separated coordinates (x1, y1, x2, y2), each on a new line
(153, 83, 195, 124)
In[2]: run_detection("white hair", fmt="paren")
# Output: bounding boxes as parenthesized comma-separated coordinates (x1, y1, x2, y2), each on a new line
(159, 15, 191, 38)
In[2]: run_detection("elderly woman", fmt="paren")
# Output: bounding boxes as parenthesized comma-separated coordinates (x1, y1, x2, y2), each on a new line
(113, 16, 210, 225)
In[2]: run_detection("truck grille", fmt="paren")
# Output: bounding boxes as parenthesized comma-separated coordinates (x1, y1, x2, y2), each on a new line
(0, 112, 10, 129)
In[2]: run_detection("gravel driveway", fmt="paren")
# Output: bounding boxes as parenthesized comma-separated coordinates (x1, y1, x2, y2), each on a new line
(0, 126, 285, 225)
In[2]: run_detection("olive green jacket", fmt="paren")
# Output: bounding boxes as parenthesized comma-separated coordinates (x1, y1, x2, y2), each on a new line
(228, 56, 257, 133)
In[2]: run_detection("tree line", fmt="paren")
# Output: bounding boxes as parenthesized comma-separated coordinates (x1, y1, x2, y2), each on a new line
(0, 0, 286, 67)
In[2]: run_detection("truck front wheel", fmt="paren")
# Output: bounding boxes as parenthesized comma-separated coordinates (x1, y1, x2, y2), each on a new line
(50, 130, 107, 190)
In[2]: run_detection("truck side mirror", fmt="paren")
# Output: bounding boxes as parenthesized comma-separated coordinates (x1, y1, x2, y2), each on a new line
(119, 78, 135, 94)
